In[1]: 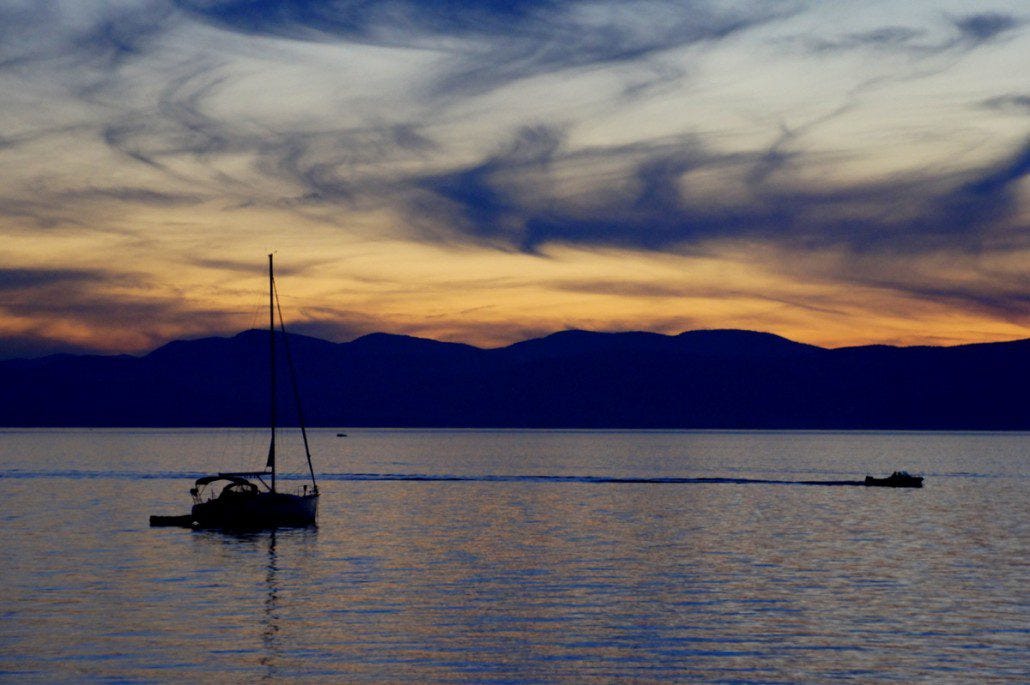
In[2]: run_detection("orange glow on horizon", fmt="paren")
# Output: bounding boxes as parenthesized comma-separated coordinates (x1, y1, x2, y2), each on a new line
(2, 226, 1025, 356)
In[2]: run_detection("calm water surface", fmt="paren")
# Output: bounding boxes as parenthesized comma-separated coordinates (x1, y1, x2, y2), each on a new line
(0, 429, 1026, 682)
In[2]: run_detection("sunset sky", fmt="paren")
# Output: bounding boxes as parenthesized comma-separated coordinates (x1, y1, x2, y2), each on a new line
(1, 0, 1027, 358)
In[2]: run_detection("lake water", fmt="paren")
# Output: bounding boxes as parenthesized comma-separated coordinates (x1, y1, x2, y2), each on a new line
(0, 429, 1026, 682)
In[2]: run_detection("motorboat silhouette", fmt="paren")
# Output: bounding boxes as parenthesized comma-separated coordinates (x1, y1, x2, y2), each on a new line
(864, 470, 923, 488)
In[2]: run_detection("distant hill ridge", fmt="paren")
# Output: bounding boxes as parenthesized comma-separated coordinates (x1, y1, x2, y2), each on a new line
(1, 329, 1026, 428)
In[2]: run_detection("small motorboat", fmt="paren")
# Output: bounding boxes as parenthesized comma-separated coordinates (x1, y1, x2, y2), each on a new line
(864, 470, 923, 488)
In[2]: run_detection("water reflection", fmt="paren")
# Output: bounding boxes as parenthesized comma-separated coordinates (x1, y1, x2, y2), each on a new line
(190, 528, 317, 680)
(261, 531, 279, 681)
(1, 430, 1026, 682)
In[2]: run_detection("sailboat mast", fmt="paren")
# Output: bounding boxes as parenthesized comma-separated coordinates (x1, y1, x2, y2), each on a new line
(268, 252, 277, 492)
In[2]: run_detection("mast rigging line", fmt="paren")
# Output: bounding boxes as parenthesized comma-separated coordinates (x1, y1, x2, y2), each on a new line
(272, 268, 319, 494)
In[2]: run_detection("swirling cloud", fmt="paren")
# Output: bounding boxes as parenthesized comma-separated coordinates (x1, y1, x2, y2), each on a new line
(0, 0, 1027, 356)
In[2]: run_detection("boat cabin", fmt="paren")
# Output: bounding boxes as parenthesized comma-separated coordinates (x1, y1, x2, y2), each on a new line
(191, 473, 269, 504)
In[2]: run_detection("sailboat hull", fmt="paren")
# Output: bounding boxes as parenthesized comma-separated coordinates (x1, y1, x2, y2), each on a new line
(190, 492, 318, 529)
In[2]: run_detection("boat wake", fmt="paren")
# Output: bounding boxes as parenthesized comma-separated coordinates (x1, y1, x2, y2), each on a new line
(1, 470, 926, 487)
(324, 472, 870, 486)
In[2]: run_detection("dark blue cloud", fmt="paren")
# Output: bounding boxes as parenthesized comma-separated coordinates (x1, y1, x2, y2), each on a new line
(0, 268, 100, 292)
(190, 257, 317, 278)
(0, 1, 174, 74)
(71, 4, 175, 68)
(963, 141, 1030, 197)
(800, 11, 1022, 56)
(936, 141, 1030, 244)
(859, 279, 1030, 321)
(422, 143, 738, 252)
(411, 128, 1030, 255)
(174, 1, 794, 95)
(419, 126, 562, 245)
(982, 94, 1030, 113)
(806, 26, 925, 53)
(66, 186, 203, 206)
(952, 12, 1019, 44)
(174, 0, 558, 40)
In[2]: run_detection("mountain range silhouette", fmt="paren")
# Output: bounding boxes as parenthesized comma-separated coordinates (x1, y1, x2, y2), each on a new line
(1, 329, 1026, 428)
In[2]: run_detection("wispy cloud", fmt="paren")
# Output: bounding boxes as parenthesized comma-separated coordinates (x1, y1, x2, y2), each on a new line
(175, 0, 796, 97)
(406, 128, 1029, 255)
(800, 10, 1022, 55)
(0, 1, 1027, 355)
(0, 267, 104, 292)
(982, 93, 1030, 113)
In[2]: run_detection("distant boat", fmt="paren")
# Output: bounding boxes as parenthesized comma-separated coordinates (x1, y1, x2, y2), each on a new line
(336, 432, 347, 437)
(150, 254, 319, 529)
(864, 471, 923, 488)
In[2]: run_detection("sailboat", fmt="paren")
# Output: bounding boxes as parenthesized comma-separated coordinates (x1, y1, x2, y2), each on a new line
(150, 254, 319, 529)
